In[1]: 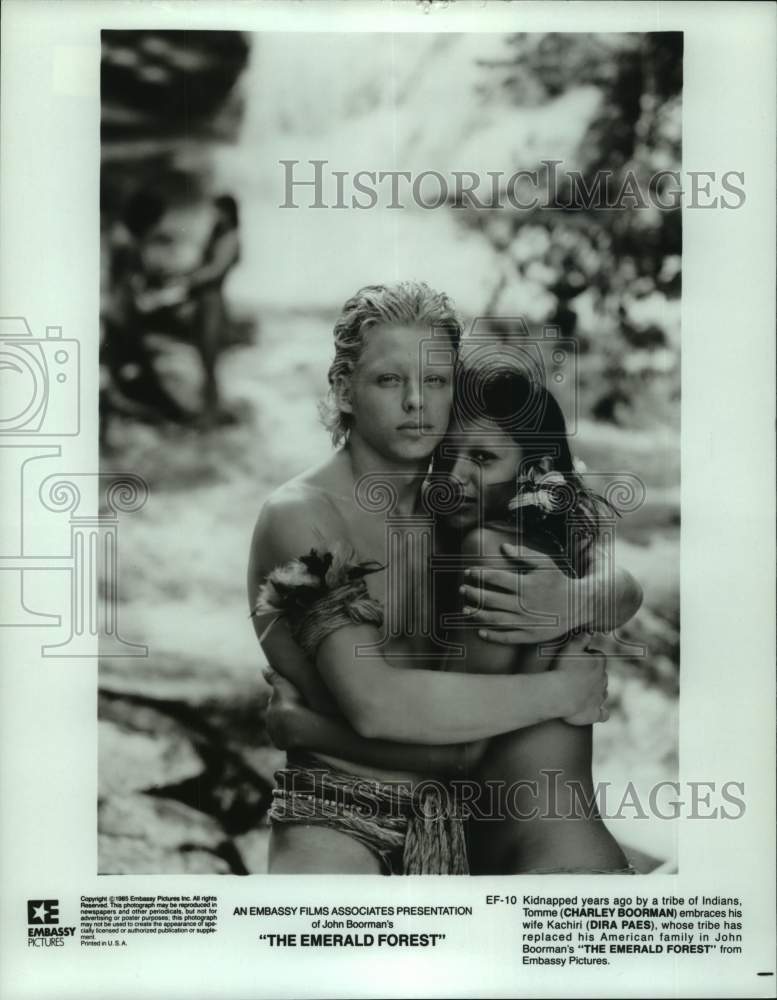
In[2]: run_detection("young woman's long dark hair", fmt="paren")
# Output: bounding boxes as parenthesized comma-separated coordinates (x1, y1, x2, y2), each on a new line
(439, 365, 615, 577)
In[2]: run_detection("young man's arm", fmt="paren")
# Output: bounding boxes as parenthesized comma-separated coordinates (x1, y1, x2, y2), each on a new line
(315, 626, 602, 743)
(459, 542, 643, 645)
(259, 530, 586, 773)
(264, 671, 488, 777)
(253, 515, 490, 770)
(247, 492, 340, 714)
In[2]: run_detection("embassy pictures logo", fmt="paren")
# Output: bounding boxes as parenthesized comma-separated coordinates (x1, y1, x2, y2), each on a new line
(28, 900, 58, 924)
(27, 899, 76, 947)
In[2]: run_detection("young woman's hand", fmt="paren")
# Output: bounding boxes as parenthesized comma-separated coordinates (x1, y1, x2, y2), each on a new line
(551, 635, 609, 726)
(262, 668, 305, 750)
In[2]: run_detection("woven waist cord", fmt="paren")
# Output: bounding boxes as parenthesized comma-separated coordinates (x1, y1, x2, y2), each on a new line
(402, 783, 469, 876)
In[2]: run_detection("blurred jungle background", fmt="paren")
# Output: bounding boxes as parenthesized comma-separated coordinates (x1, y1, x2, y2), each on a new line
(99, 31, 681, 875)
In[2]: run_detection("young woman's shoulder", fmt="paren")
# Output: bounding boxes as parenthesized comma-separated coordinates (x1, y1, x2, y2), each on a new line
(459, 523, 515, 563)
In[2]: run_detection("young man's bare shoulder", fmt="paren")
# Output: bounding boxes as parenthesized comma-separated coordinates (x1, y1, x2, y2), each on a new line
(262, 479, 330, 515)
(246, 485, 317, 602)
(246, 451, 358, 600)
(258, 480, 341, 534)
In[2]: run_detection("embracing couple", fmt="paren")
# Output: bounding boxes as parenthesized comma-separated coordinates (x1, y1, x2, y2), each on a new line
(247, 281, 643, 876)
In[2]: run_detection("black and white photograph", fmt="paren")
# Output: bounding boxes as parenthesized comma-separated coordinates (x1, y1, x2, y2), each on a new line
(97, 28, 682, 877)
(1, 3, 774, 999)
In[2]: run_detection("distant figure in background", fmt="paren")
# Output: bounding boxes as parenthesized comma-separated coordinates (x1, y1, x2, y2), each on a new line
(102, 183, 242, 432)
(100, 199, 194, 435)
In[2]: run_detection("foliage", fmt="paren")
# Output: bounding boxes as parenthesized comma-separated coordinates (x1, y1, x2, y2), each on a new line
(467, 33, 682, 429)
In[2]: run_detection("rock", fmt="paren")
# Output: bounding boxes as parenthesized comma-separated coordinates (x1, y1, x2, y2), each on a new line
(99, 793, 226, 851)
(178, 849, 232, 874)
(99, 691, 195, 733)
(98, 689, 275, 837)
(98, 835, 231, 875)
(98, 720, 204, 796)
(98, 793, 237, 873)
(238, 746, 286, 788)
(233, 826, 271, 874)
(99, 655, 261, 708)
